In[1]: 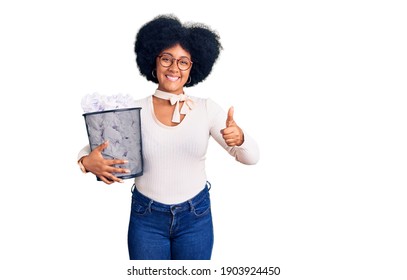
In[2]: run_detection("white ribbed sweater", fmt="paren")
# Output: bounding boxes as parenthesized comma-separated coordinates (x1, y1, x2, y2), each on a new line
(79, 95, 259, 204)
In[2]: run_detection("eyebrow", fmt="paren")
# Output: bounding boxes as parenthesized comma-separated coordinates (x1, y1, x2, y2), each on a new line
(160, 52, 191, 59)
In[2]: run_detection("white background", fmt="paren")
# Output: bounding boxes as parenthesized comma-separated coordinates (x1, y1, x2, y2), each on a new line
(1, 0, 406, 279)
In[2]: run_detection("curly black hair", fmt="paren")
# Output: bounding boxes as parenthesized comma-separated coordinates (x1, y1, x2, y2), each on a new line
(135, 14, 222, 87)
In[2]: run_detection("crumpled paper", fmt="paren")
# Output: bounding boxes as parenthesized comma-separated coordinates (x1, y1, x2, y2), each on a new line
(81, 92, 137, 113)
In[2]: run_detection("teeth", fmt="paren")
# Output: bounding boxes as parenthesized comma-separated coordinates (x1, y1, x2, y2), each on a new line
(166, 75, 179, 81)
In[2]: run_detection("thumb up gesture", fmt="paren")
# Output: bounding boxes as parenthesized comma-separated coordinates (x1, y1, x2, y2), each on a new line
(221, 106, 244, 146)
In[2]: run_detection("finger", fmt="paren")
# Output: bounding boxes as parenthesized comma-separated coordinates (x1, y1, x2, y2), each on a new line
(104, 172, 124, 184)
(224, 138, 238, 147)
(105, 159, 129, 166)
(108, 166, 131, 174)
(222, 133, 236, 142)
(99, 175, 114, 185)
(110, 176, 124, 183)
(221, 127, 236, 136)
(226, 106, 235, 127)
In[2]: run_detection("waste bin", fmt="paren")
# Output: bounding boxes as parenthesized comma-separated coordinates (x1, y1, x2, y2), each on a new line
(83, 107, 143, 180)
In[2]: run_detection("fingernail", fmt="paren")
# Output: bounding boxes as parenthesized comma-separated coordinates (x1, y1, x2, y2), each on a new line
(123, 160, 129, 163)
(125, 169, 131, 173)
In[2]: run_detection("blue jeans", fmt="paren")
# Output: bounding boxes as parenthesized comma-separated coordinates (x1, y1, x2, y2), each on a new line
(128, 183, 213, 260)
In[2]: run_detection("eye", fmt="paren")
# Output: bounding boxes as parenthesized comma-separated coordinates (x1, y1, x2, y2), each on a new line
(161, 56, 171, 62)
(179, 59, 190, 66)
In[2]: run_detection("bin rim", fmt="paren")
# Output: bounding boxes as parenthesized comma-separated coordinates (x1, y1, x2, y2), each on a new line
(82, 107, 142, 117)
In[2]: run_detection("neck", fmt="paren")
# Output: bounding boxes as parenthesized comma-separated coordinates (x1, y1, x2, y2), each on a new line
(156, 87, 184, 95)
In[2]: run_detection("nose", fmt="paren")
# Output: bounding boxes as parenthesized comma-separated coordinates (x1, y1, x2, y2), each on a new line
(168, 59, 179, 72)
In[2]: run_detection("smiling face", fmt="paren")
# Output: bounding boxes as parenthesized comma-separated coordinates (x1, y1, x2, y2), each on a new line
(156, 44, 192, 94)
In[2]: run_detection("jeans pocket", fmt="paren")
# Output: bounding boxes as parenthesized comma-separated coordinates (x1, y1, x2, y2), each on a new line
(131, 198, 150, 216)
(193, 196, 211, 217)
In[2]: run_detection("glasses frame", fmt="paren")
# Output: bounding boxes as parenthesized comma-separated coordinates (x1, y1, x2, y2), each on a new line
(157, 54, 193, 71)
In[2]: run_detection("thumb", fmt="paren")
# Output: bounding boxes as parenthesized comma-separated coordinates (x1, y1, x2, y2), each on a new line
(226, 106, 235, 127)
(95, 140, 109, 152)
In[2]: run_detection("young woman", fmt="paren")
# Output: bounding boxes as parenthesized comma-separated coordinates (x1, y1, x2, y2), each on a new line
(78, 14, 259, 260)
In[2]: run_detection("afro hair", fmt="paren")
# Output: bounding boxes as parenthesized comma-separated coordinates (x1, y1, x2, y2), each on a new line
(135, 14, 222, 87)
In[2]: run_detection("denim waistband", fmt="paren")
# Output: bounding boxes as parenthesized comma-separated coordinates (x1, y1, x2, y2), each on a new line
(131, 182, 210, 213)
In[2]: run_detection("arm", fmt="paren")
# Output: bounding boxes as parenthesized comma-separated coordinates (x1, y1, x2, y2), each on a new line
(207, 99, 259, 165)
(77, 141, 130, 184)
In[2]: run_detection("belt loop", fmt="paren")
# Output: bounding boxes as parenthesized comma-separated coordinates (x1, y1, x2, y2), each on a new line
(148, 200, 153, 213)
(131, 183, 136, 193)
(206, 181, 211, 191)
(188, 200, 194, 212)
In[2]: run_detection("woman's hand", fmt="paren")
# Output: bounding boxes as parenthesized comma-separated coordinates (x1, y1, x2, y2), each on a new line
(221, 107, 244, 147)
(81, 141, 130, 184)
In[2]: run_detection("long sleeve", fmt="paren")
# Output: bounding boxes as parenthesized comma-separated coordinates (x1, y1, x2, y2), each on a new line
(206, 98, 259, 165)
(77, 145, 91, 161)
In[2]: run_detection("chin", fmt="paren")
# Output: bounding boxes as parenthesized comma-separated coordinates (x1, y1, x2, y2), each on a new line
(160, 84, 185, 93)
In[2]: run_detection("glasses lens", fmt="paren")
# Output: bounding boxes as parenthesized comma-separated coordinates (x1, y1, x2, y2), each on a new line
(160, 54, 173, 67)
(178, 58, 191, 70)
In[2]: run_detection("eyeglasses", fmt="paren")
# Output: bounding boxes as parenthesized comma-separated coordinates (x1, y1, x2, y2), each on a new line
(157, 54, 193, 71)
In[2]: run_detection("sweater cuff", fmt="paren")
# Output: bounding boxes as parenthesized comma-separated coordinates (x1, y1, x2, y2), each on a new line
(77, 145, 91, 161)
